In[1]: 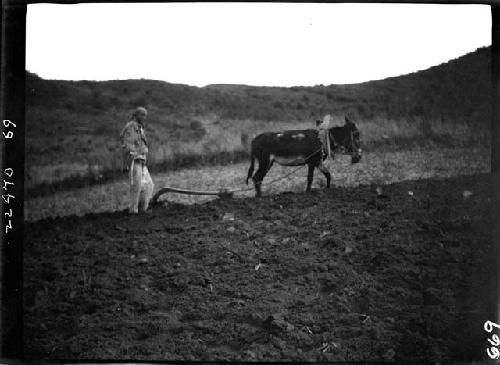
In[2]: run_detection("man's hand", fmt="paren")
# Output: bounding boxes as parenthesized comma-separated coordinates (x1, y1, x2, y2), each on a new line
(122, 151, 136, 172)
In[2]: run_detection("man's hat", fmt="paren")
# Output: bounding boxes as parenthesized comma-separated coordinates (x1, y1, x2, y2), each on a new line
(133, 106, 147, 117)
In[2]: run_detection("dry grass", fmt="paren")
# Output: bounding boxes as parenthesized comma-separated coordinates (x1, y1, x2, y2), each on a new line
(180, 115, 489, 153)
(24, 146, 490, 222)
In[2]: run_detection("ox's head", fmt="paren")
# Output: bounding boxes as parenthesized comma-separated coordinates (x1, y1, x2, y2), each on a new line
(329, 117, 362, 163)
(346, 119, 362, 163)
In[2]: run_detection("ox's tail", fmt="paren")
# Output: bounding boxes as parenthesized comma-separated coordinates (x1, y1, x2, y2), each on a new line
(246, 149, 255, 185)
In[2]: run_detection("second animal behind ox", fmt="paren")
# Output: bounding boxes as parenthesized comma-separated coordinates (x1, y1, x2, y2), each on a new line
(246, 119, 362, 197)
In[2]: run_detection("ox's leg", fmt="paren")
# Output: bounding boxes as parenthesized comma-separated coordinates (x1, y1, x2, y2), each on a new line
(252, 155, 271, 197)
(266, 159, 274, 173)
(317, 160, 331, 188)
(139, 166, 154, 212)
(129, 162, 142, 214)
(306, 163, 315, 192)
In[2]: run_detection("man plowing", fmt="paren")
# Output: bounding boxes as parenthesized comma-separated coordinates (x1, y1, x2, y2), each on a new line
(120, 106, 154, 214)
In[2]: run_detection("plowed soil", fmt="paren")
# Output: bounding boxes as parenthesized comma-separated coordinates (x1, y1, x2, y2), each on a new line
(24, 174, 496, 362)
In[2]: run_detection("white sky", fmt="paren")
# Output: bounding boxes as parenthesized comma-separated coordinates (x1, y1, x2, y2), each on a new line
(26, 3, 491, 87)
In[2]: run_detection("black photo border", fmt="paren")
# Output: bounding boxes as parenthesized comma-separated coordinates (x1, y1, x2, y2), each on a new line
(1, 0, 499, 361)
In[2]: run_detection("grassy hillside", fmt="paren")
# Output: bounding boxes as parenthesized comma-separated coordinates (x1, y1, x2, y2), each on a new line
(206, 46, 491, 123)
(25, 47, 491, 194)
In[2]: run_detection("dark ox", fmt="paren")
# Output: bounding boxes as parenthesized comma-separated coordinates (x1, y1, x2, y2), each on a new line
(246, 120, 362, 197)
